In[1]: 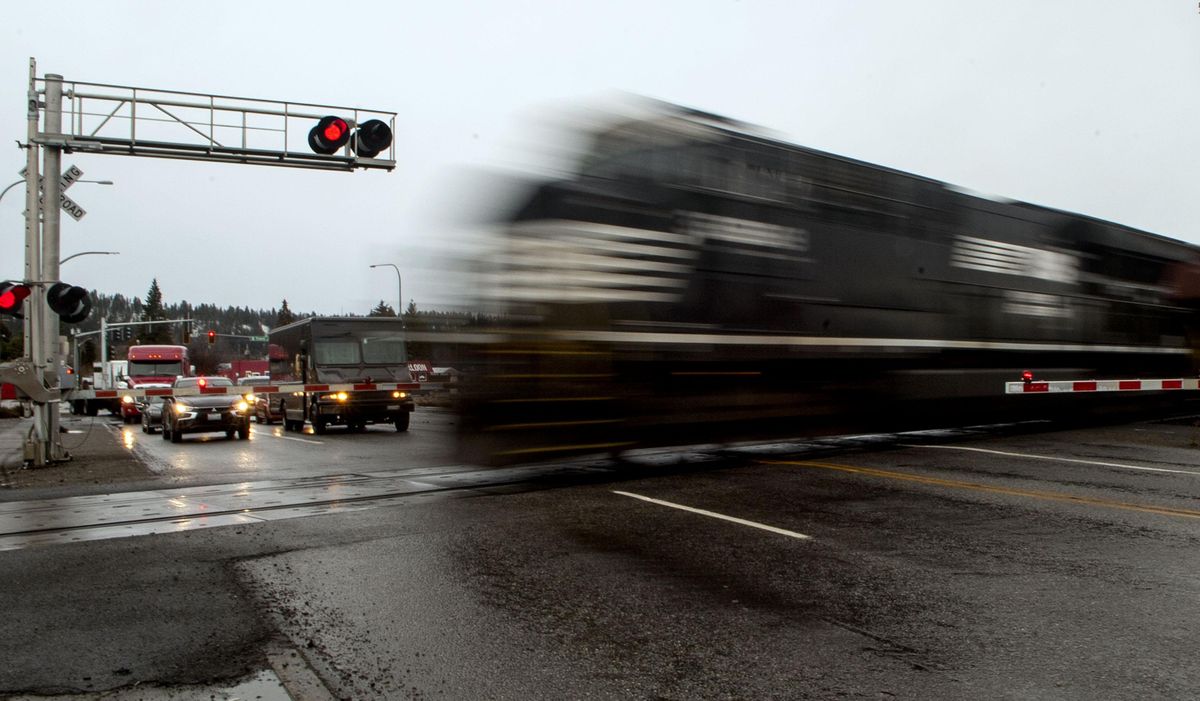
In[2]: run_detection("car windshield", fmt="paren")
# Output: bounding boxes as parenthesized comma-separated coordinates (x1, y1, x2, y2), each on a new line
(128, 361, 183, 377)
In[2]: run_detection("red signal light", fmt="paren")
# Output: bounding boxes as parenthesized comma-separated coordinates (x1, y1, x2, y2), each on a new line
(198, 378, 207, 388)
(323, 119, 347, 141)
(0, 282, 32, 316)
(309, 116, 352, 155)
(1022, 371, 1034, 384)
(207, 330, 216, 344)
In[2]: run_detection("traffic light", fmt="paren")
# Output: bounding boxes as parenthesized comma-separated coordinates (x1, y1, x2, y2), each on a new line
(308, 116, 350, 155)
(353, 119, 392, 158)
(0, 281, 32, 317)
(308, 116, 392, 158)
(207, 330, 216, 345)
(46, 282, 91, 324)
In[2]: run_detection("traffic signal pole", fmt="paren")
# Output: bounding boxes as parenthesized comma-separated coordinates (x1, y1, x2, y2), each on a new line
(22, 59, 51, 465)
(16, 68, 71, 465)
(39, 73, 67, 462)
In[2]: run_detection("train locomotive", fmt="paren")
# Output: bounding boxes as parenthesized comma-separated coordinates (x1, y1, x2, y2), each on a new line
(455, 103, 1200, 465)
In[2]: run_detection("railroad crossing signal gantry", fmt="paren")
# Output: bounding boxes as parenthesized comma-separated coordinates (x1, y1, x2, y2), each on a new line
(33, 75, 397, 172)
(8, 57, 398, 468)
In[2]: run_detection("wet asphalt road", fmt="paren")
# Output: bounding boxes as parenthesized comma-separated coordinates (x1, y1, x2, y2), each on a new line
(3, 414, 1200, 699)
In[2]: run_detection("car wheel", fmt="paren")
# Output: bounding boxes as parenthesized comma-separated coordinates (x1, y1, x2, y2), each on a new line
(161, 421, 170, 441)
(394, 412, 410, 432)
(170, 422, 182, 443)
(238, 425, 249, 440)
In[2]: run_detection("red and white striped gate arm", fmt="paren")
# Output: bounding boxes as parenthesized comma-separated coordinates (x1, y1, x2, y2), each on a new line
(1006, 378, 1200, 394)
(62, 381, 421, 401)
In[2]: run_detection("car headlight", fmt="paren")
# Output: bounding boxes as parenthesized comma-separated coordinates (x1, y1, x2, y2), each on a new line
(244, 392, 256, 403)
(174, 403, 191, 415)
(122, 395, 135, 405)
(392, 391, 407, 399)
(323, 391, 348, 402)
(235, 401, 249, 412)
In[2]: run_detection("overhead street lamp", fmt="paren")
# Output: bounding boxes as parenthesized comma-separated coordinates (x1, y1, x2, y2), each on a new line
(60, 250, 119, 265)
(1, 178, 113, 205)
(0, 179, 22, 204)
(370, 263, 402, 316)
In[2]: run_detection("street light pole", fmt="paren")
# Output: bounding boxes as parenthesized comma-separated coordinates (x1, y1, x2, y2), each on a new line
(0, 179, 22, 204)
(60, 250, 119, 265)
(370, 263, 402, 316)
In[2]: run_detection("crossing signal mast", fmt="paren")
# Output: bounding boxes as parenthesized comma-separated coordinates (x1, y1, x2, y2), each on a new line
(1, 58, 398, 466)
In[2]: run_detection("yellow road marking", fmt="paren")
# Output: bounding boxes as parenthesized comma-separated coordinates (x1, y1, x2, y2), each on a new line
(765, 460, 1200, 521)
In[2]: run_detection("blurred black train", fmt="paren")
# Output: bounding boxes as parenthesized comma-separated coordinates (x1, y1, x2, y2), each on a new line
(454, 103, 1200, 464)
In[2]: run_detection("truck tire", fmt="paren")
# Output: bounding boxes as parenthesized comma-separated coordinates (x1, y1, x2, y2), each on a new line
(394, 412, 410, 432)
(312, 415, 327, 435)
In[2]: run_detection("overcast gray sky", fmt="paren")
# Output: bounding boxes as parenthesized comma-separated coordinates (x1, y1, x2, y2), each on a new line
(2, 1, 1198, 316)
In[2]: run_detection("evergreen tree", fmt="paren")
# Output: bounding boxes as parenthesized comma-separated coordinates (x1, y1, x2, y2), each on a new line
(141, 279, 172, 344)
(369, 300, 397, 317)
(276, 299, 296, 327)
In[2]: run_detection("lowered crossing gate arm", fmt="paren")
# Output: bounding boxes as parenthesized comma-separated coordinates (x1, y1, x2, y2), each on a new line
(0, 358, 57, 403)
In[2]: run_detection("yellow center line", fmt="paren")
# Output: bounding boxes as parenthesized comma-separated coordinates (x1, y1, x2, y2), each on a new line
(763, 459, 1200, 521)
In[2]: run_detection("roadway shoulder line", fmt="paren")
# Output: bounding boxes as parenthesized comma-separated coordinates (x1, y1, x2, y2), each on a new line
(613, 490, 812, 540)
(898, 444, 1200, 476)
